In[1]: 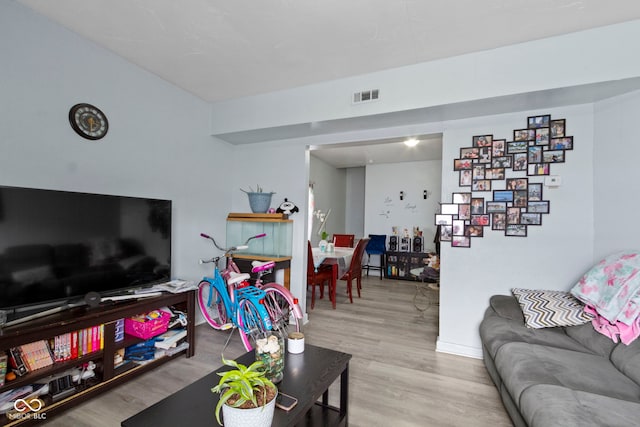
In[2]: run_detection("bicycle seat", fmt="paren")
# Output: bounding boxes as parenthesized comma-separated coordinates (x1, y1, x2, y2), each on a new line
(227, 271, 251, 285)
(251, 260, 276, 273)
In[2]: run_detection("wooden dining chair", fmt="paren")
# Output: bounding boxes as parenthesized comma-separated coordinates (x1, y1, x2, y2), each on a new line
(307, 240, 334, 309)
(332, 234, 355, 248)
(340, 238, 369, 303)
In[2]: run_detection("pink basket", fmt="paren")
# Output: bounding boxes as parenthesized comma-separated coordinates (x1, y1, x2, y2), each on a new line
(124, 310, 171, 340)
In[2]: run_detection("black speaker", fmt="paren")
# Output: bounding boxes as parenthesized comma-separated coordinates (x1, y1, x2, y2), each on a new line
(413, 236, 423, 252)
(389, 236, 398, 251)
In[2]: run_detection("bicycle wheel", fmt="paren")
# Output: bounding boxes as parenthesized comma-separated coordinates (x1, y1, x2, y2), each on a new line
(236, 299, 269, 351)
(197, 280, 228, 329)
(262, 285, 301, 335)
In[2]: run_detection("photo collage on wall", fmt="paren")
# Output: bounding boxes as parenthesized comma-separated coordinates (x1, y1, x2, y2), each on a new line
(435, 114, 572, 248)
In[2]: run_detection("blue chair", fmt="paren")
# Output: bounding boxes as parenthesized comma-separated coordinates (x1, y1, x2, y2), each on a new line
(364, 234, 386, 279)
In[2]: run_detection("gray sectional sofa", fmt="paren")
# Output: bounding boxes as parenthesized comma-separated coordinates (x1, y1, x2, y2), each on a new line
(480, 294, 640, 427)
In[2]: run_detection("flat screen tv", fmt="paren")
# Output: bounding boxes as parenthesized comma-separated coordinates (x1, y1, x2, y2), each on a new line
(0, 185, 172, 322)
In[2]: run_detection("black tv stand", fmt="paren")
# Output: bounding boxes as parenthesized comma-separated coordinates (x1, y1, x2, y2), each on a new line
(0, 291, 195, 426)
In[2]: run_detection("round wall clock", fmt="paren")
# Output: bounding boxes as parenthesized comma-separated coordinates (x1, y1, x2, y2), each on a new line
(69, 103, 109, 140)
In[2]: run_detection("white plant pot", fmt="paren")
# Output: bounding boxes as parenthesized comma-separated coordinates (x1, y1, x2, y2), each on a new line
(221, 392, 277, 427)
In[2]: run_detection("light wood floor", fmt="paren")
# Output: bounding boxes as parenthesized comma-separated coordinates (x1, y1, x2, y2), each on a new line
(41, 276, 512, 426)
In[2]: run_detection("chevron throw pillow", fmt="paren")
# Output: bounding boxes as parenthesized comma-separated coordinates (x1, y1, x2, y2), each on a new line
(512, 288, 593, 329)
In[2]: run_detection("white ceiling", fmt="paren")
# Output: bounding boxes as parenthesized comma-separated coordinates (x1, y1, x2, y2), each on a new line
(19, 0, 640, 103)
(18, 0, 640, 167)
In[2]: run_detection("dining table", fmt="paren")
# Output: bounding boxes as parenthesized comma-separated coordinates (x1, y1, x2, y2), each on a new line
(311, 246, 355, 308)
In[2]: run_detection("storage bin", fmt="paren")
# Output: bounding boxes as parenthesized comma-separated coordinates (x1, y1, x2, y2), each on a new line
(124, 310, 171, 340)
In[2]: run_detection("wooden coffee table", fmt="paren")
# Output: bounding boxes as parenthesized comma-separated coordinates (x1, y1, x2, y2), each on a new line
(121, 344, 352, 427)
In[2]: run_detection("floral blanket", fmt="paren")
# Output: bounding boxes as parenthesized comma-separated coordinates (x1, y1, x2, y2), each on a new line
(571, 251, 640, 325)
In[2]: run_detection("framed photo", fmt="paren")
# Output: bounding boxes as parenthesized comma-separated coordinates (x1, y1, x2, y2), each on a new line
(507, 207, 521, 224)
(472, 179, 491, 192)
(535, 127, 550, 145)
(465, 225, 484, 237)
(550, 136, 573, 150)
(459, 170, 472, 186)
(528, 183, 543, 201)
(435, 214, 453, 226)
(528, 146, 542, 163)
(477, 147, 491, 163)
(458, 204, 471, 220)
(528, 115, 551, 129)
(528, 200, 550, 213)
(486, 201, 507, 213)
(452, 236, 471, 248)
(492, 156, 512, 168)
(473, 135, 493, 147)
(507, 141, 528, 154)
(471, 215, 490, 226)
(454, 159, 473, 170)
(460, 147, 479, 159)
(527, 163, 550, 176)
(521, 213, 542, 225)
(441, 203, 459, 215)
(492, 139, 506, 157)
(472, 165, 486, 180)
(452, 220, 466, 236)
(493, 190, 514, 202)
(471, 198, 485, 214)
(506, 178, 528, 190)
(492, 213, 506, 230)
(513, 153, 527, 171)
(506, 225, 528, 237)
(452, 192, 471, 204)
(513, 190, 527, 207)
(485, 167, 505, 180)
(440, 225, 453, 241)
(514, 129, 535, 141)
(542, 150, 565, 163)
(550, 119, 565, 138)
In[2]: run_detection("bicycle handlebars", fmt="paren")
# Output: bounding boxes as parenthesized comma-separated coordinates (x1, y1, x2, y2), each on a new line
(200, 232, 265, 254)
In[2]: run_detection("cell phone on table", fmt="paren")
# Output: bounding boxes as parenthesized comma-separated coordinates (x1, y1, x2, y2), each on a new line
(275, 392, 298, 411)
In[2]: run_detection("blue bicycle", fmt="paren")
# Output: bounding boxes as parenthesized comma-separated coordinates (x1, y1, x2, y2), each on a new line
(197, 233, 273, 351)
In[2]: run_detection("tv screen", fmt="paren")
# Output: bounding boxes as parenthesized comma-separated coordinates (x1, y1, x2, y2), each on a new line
(0, 186, 171, 318)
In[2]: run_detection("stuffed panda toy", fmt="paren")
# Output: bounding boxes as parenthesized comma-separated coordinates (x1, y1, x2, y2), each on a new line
(276, 198, 299, 215)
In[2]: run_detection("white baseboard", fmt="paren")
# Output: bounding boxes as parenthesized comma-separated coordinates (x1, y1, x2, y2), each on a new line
(436, 337, 483, 359)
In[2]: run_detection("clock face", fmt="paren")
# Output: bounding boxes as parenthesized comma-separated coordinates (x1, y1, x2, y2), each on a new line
(69, 103, 109, 140)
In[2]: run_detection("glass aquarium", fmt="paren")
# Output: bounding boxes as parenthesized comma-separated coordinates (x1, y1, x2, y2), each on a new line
(226, 213, 293, 258)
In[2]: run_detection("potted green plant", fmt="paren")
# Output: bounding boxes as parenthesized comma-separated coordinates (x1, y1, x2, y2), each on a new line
(211, 356, 278, 427)
(241, 186, 275, 213)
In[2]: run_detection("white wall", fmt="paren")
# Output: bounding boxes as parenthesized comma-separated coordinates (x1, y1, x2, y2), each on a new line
(345, 167, 365, 237)
(593, 90, 640, 259)
(437, 104, 595, 357)
(230, 141, 309, 312)
(364, 160, 442, 250)
(210, 20, 640, 134)
(309, 155, 347, 245)
(0, 2, 231, 290)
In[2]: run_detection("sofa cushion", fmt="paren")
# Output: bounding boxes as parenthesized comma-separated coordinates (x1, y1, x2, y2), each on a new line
(512, 288, 592, 328)
(496, 342, 640, 403)
(564, 322, 618, 359)
(610, 337, 640, 386)
(520, 384, 640, 427)
(480, 296, 595, 360)
(490, 294, 525, 321)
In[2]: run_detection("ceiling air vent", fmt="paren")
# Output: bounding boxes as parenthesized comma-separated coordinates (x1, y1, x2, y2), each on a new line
(352, 89, 380, 104)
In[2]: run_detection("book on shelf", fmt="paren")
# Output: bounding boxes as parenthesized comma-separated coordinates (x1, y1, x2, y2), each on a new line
(154, 329, 187, 350)
(49, 324, 105, 363)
